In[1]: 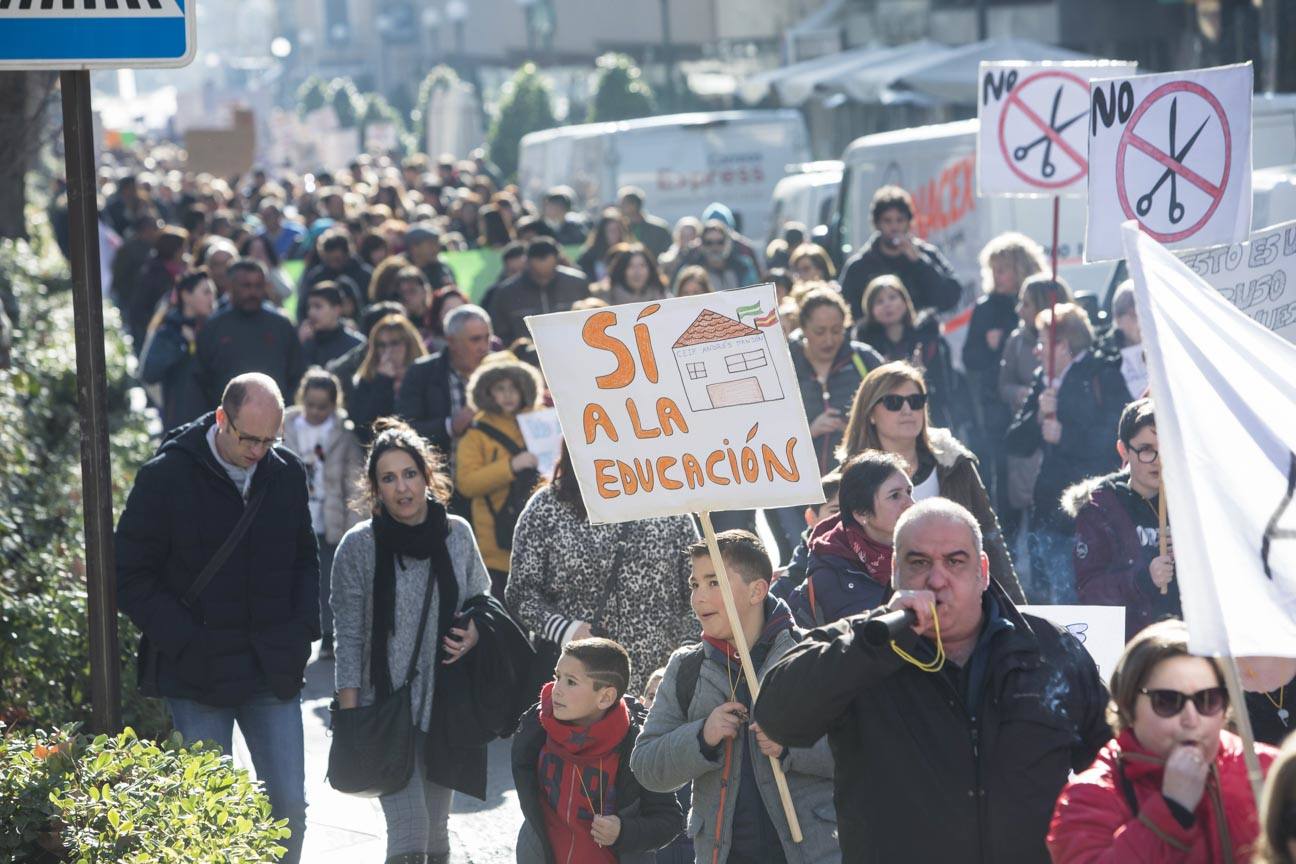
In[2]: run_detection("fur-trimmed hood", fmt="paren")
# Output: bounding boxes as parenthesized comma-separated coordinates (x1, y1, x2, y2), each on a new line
(467, 352, 544, 414)
(927, 425, 976, 470)
(1060, 469, 1130, 518)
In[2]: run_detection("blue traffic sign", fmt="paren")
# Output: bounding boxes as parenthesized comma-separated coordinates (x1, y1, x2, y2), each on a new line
(0, 0, 196, 69)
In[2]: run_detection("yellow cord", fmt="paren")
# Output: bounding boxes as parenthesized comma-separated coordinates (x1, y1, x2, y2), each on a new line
(890, 603, 945, 673)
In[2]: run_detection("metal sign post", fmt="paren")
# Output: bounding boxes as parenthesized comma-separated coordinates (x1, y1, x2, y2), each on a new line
(2, 1, 197, 733)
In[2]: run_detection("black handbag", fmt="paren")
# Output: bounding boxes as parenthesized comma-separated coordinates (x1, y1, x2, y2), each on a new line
(326, 566, 437, 797)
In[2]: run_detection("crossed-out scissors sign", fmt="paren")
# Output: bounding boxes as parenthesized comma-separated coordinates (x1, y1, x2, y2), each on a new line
(1086, 63, 1253, 262)
(977, 60, 1136, 198)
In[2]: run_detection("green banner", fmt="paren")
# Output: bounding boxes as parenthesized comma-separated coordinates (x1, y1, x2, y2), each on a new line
(281, 259, 306, 320)
(445, 245, 582, 304)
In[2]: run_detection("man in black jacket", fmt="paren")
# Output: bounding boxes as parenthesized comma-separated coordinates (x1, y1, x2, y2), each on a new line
(115, 373, 318, 864)
(489, 237, 590, 345)
(755, 499, 1109, 864)
(395, 303, 493, 457)
(294, 228, 371, 321)
(839, 185, 963, 321)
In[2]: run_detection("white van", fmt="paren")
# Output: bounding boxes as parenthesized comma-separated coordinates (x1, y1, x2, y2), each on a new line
(518, 110, 811, 243)
(769, 161, 842, 241)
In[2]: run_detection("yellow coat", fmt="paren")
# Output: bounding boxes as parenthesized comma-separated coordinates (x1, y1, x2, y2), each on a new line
(455, 410, 526, 573)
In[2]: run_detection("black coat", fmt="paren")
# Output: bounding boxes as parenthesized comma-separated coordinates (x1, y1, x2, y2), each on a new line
(512, 697, 684, 864)
(488, 267, 590, 346)
(195, 304, 305, 406)
(347, 374, 397, 444)
(393, 351, 457, 454)
(962, 292, 1020, 431)
(840, 232, 963, 321)
(755, 581, 1111, 864)
(295, 257, 372, 322)
(115, 412, 320, 707)
(1005, 350, 1130, 529)
(790, 334, 884, 473)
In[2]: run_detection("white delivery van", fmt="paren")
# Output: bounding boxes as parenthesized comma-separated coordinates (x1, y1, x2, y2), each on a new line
(769, 161, 843, 241)
(518, 110, 811, 243)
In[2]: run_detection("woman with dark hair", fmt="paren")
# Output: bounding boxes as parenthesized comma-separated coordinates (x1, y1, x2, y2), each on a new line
(576, 207, 629, 283)
(506, 443, 698, 694)
(1048, 619, 1277, 863)
(477, 204, 514, 250)
(838, 361, 1024, 602)
(138, 268, 214, 430)
(358, 231, 390, 269)
(598, 242, 668, 306)
(331, 417, 492, 864)
(130, 225, 188, 352)
(349, 314, 428, 443)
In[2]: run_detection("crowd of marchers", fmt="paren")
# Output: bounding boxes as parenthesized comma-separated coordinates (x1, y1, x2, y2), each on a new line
(79, 144, 1296, 864)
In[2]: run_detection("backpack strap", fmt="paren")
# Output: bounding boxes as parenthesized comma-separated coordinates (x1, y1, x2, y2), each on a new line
(806, 573, 824, 627)
(182, 485, 269, 609)
(472, 420, 524, 456)
(674, 643, 706, 718)
(850, 350, 869, 380)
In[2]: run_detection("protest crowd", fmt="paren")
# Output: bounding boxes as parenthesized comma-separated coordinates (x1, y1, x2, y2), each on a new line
(90, 142, 1296, 864)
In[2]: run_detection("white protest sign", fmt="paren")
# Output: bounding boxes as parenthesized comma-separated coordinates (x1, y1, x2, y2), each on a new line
(1086, 63, 1253, 261)
(525, 284, 823, 524)
(977, 60, 1136, 197)
(1173, 219, 1296, 344)
(517, 407, 563, 479)
(1020, 605, 1126, 683)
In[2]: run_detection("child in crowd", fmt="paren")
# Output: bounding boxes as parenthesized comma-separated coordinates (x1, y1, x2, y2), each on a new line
(770, 470, 842, 603)
(455, 352, 544, 597)
(512, 638, 684, 864)
(301, 282, 364, 369)
(282, 368, 363, 659)
(631, 531, 840, 864)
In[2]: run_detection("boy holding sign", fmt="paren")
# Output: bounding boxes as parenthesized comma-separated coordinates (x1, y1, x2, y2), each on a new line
(630, 531, 839, 864)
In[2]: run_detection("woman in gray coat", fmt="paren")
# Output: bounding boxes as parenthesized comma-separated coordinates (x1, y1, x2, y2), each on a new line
(331, 418, 492, 864)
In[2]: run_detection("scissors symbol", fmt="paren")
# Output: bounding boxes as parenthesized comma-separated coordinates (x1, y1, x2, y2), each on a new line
(1136, 97, 1209, 225)
(1013, 85, 1087, 179)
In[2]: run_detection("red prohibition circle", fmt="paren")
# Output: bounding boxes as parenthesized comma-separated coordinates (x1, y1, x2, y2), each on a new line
(997, 69, 1091, 190)
(1115, 80, 1231, 244)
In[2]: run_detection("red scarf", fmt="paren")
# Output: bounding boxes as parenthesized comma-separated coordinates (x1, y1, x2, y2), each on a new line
(808, 514, 893, 586)
(537, 682, 629, 864)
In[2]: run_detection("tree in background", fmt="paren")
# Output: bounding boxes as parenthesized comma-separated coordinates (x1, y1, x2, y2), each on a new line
(327, 77, 362, 129)
(0, 72, 58, 240)
(296, 75, 327, 118)
(412, 64, 462, 134)
(486, 62, 556, 182)
(360, 92, 405, 154)
(587, 52, 656, 123)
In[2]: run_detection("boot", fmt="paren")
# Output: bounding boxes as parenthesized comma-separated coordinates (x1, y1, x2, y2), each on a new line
(384, 855, 428, 864)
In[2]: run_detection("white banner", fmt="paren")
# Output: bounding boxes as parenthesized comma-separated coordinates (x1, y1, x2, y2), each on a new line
(1087, 63, 1253, 261)
(1121, 221, 1296, 666)
(1173, 219, 1296, 345)
(526, 284, 823, 524)
(977, 61, 1136, 198)
(1020, 605, 1127, 683)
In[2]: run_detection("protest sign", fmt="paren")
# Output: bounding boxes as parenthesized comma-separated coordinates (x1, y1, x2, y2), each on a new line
(517, 407, 563, 478)
(1086, 63, 1253, 261)
(977, 61, 1136, 197)
(525, 284, 823, 525)
(1173, 218, 1296, 344)
(1020, 605, 1126, 683)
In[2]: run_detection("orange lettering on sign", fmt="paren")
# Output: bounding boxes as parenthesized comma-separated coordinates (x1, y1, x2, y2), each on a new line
(626, 398, 661, 439)
(594, 460, 619, 498)
(584, 311, 635, 389)
(583, 402, 618, 444)
(657, 398, 689, 436)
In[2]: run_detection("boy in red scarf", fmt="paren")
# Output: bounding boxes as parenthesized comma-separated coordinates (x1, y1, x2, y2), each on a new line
(513, 638, 684, 864)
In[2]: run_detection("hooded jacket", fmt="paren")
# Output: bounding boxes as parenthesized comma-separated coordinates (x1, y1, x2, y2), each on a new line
(789, 515, 891, 628)
(456, 409, 529, 573)
(789, 332, 884, 473)
(1047, 729, 1276, 863)
(514, 687, 684, 864)
(115, 412, 320, 706)
(755, 581, 1110, 864)
(840, 232, 963, 321)
(1062, 470, 1181, 641)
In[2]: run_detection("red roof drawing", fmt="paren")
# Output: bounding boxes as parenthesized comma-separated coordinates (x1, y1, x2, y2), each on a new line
(672, 309, 761, 348)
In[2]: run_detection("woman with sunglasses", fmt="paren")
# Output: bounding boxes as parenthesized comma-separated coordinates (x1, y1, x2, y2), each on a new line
(838, 361, 1024, 603)
(1048, 619, 1277, 863)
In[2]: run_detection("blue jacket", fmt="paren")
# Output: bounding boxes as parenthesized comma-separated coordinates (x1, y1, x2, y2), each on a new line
(139, 308, 207, 431)
(788, 516, 890, 629)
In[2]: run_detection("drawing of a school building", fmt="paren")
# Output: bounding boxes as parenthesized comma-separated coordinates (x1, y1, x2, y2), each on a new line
(671, 309, 785, 412)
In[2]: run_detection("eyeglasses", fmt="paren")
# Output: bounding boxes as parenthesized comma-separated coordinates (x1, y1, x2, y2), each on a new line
(1139, 686, 1228, 718)
(227, 418, 283, 449)
(879, 393, 928, 412)
(702, 238, 726, 248)
(1129, 445, 1159, 464)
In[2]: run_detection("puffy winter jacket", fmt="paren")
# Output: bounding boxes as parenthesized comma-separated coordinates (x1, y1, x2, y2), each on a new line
(789, 515, 890, 628)
(789, 333, 884, 472)
(1048, 729, 1276, 863)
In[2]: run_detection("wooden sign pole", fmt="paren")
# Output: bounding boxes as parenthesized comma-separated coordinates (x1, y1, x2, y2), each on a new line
(699, 511, 803, 843)
(1158, 480, 1169, 595)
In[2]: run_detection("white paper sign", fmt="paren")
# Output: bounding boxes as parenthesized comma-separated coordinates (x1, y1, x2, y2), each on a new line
(525, 284, 824, 524)
(977, 60, 1137, 198)
(517, 407, 563, 479)
(1020, 605, 1126, 683)
(1086, 63, 1253, 262)
(1173, 218, 1296, 344)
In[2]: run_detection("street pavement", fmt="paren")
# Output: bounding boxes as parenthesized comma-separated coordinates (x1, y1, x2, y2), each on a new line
(232, 644, 523, 863)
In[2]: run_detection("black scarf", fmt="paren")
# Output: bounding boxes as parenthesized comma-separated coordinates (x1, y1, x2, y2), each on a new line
(370, 497, 459, 698)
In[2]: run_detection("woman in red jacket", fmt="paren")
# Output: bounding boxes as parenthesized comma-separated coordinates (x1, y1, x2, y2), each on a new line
(1048, 619, 1277, 863)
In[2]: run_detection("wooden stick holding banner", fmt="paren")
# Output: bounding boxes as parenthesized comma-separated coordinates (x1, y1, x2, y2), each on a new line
(1157, 480, 1169, 595)
(699, 511, 803, 843)
(1220, 654, 1267, 806)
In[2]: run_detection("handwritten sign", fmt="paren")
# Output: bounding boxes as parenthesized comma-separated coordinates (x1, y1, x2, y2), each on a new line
(1020, 605, 1126, 683)
(1086, 63, 1253, 261)
(1173, 219, 1296, 344)
(977, 61, 1136, 197)
(517, 407, 563, 479)
(525, 284, 823, 524)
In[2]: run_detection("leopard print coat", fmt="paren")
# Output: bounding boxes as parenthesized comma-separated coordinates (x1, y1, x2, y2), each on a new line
(505, 484, 700, 694)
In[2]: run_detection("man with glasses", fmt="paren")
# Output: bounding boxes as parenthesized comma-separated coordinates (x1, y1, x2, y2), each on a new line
(755, 498, 1110, 864)
(1064, 398, 1180, 641)
(116, 372, 317, 864)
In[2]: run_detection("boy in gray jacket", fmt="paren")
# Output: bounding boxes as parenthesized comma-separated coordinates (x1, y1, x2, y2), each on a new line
(629, 531, 839, 864)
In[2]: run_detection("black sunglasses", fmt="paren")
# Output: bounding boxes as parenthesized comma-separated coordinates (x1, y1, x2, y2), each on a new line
(1139, 687, 1228, 718)
(879, 393, 928, 412)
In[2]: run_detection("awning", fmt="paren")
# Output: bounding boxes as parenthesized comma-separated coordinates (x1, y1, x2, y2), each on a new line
(738, 40, 946, 107)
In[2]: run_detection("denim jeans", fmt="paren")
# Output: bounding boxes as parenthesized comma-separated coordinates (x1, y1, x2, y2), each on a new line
(168, 692, 307, 864)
